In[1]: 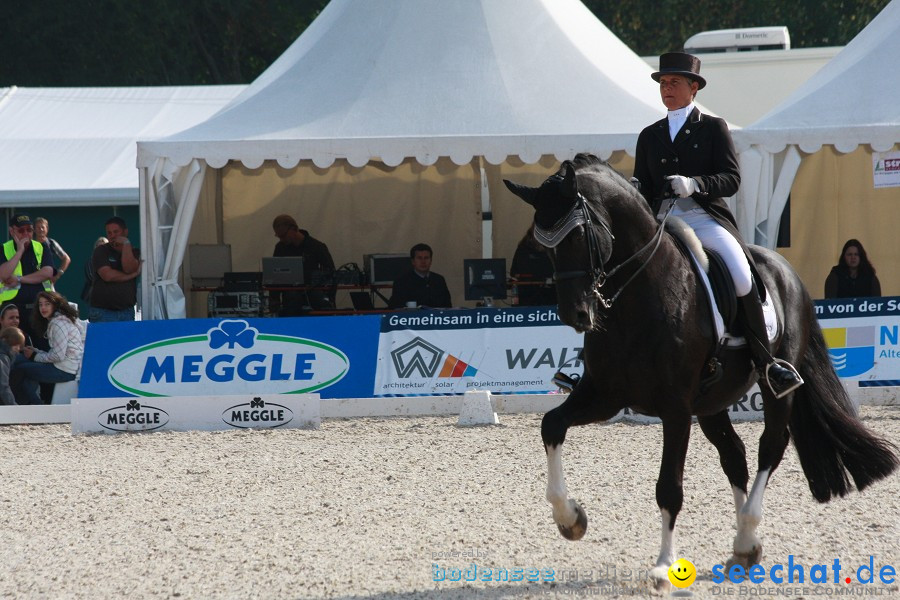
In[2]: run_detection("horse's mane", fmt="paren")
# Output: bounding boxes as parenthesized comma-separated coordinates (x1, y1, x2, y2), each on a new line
(567, 153, 652, 217)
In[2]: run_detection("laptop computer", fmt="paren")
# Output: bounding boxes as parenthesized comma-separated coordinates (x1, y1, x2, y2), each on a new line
(262, 257, 305, 287)
(349, 291, 375, 310)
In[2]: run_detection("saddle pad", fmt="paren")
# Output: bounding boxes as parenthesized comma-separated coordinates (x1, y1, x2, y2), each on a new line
(686, 249, 778, 348)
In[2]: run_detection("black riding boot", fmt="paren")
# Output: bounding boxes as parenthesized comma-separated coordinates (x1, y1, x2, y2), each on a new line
(738, 284, 804, 399)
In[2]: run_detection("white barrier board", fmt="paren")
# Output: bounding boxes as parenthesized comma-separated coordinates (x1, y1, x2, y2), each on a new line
(72, 394, 320, 434)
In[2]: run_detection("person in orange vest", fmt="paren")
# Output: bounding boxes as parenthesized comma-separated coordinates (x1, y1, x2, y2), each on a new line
(0, 214, 54, 343)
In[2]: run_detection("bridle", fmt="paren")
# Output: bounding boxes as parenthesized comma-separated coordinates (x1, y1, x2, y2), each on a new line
(535, 190, 674, 309)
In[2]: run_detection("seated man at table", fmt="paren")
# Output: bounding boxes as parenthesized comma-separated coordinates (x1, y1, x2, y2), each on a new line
(271, 214, 335, 314)
(388, 243, 452, 309)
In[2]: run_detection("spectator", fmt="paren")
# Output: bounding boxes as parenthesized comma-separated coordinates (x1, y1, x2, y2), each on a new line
(0, 326, 24, 405)
(0, 214, 55, 341)
(81, 236, 108, 304)
(271, 214, 335, 314)
(89, 217, 140, 322)
(34, 217, 71, 289)
(0, 302, 32, 346)
(511, 225, 556, 306)
(388, 243, 452, 309)
(11, 291, 84, 405)
(824, 239, 882, 299)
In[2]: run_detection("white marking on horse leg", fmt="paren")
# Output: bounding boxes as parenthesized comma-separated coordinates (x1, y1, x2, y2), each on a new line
(732, 484, 748, 527)
(546, 444, 577, 527)
(649, 509, 676, 583)
(734, 469, 769, 556)
(655, 509, 676, 569)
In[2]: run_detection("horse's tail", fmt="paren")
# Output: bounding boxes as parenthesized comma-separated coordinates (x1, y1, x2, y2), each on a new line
(789, 327, 899, 503)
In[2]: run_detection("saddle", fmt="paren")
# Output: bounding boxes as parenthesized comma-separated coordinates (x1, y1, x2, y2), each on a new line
(665, 219, 779, 390)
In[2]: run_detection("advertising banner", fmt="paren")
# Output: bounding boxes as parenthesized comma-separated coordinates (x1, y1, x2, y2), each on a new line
(816, 296, 900, 386)
(79, 316, 381, 399)
(374, 307, 583, 396)
(77, 298, 900, 401)
(72, 394, 320, 434)
(872, 150, 900, 188)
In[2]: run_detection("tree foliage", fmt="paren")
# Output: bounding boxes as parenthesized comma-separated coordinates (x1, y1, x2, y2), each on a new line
(0, 0, 890, 87)
(586, 0, 891, 56)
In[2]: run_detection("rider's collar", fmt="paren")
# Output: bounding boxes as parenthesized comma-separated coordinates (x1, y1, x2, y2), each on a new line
(534, 201, 585, 248)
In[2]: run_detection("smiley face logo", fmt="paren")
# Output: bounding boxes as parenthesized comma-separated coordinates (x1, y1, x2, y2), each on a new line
(668, 558, 697, 588)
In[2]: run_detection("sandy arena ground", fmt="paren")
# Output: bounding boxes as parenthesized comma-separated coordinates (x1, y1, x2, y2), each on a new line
(0, 406, 898, 599)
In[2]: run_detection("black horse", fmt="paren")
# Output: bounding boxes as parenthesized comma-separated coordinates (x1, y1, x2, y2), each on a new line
(504, 154, 898, 587)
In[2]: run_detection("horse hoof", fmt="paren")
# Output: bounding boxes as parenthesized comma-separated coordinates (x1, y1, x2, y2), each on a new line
(556, 500, 588, 540)
(650, 566, 672, 593)
(727, 545, 763, 570)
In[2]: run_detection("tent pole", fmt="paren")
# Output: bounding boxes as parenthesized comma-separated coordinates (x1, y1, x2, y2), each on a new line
(480, 157, 492, 259)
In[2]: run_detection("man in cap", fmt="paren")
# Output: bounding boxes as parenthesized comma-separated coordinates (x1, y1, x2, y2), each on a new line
(0, 214, 55, 340)
(271, 214, 335, 314)
(631, 51, 802, 399)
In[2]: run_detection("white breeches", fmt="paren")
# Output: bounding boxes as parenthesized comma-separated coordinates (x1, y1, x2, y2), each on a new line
(674, 206, 753, 297)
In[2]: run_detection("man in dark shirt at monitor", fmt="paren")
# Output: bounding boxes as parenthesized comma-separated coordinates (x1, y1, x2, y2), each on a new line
(388, 243, 451, 309)
(271, 214, 335, 314)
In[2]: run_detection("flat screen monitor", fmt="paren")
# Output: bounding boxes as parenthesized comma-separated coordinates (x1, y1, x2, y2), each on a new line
(189, 244, 232, 287)
(464, 258, 507, 302)
(364, 253, 410, 285)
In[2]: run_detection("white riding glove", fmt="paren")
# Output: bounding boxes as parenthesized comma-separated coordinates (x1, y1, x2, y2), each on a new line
(666, 175, 698, 198)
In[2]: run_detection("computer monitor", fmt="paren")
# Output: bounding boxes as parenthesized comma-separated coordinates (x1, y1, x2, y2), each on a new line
(188, 244, 232, 288)
(464, 258, 507, 305)
(364, 253, 411, 285)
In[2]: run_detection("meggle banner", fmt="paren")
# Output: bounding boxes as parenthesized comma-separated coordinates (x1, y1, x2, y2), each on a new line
(80, 316, 381, 399)
(816, 296, 900, 386)
(374, 307, 583, 396)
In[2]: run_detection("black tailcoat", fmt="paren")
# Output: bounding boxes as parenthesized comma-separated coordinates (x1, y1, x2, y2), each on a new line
(633, 107, 762, 293)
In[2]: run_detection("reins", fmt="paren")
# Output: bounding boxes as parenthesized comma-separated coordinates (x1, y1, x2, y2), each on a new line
(552, 191, 675, 309)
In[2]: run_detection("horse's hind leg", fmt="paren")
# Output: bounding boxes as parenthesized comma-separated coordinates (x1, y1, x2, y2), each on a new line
(698, 412, 752, 559)
(649, 413, 692, 590)
(730, 392, 793, 568)
(542, 383, 620, 541)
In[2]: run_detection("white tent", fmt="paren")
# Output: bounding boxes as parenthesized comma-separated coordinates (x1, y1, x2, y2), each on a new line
(0, 85, 244, 206)
(734, 0, 900, 252)
(136, 0, 695, 319)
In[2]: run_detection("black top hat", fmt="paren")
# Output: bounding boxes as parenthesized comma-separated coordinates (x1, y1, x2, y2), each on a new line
(651, 52, 706, 90)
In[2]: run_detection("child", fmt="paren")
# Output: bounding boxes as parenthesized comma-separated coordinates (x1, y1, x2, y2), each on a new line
(0, 326, 25, 405)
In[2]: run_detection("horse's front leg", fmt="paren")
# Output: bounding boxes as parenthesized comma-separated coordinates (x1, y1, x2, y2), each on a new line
(542, 381, 620, 541)
(649, 413, 692, 591)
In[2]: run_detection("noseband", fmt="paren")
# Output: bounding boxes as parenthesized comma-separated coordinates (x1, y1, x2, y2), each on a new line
(534, 191, 673, 309)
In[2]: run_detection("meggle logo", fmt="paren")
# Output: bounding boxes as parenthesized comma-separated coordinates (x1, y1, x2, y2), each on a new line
(108, 320, 349, 397)
(222, 397, 293, 429)
(99, 399, 169, 432)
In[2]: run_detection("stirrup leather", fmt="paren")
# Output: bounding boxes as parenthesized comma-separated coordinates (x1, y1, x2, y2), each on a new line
(762, 359, 804, 399)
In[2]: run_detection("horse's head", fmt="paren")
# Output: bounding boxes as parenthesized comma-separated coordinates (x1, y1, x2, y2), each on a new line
(504, 157, 615, 332)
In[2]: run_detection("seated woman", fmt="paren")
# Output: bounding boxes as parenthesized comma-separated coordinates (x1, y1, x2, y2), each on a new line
(0, 326, 25, 405)
(824, 239, 882, 299)
(11, 291, 85, 405)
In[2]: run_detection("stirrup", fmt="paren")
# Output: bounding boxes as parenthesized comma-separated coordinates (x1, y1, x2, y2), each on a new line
(762, 359, 804, 399)
(552, 371, 580, 393)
